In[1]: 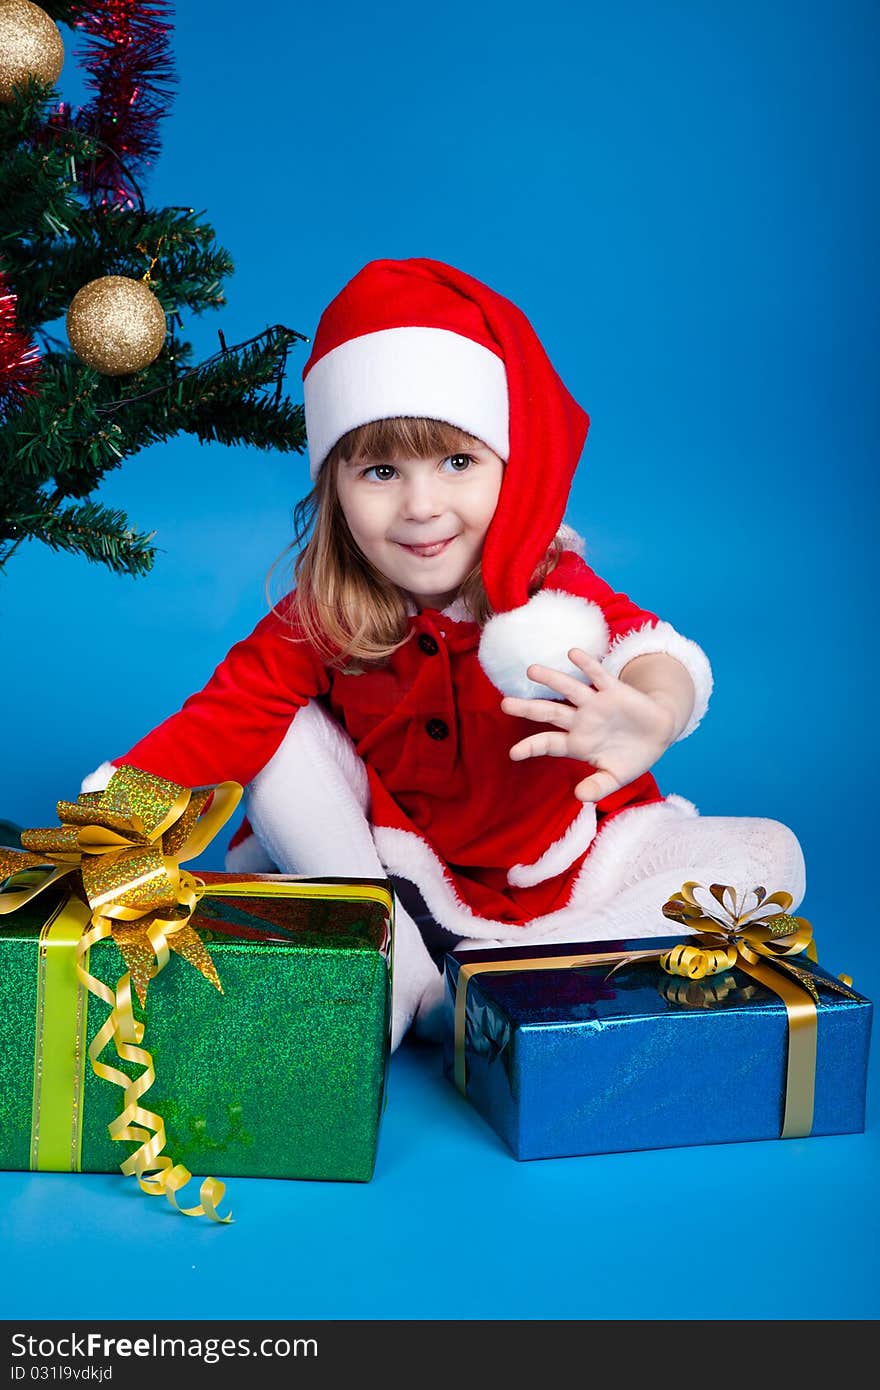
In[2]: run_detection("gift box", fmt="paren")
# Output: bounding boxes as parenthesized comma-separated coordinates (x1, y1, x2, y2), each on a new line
(443, 930, 872, 1161)
(1, 870, 392, 1184)
(0, 770, 394, 1212)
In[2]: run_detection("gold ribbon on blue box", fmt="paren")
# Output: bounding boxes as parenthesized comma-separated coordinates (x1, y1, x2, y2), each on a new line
(0, 767, 243, 1222)
(454, 880, 860, 1141)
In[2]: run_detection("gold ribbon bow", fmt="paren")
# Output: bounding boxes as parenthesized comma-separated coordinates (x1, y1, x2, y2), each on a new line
(658, 880, 817, 981)
(632, 881, 856, 1135)
(0, 766, 242, 1221)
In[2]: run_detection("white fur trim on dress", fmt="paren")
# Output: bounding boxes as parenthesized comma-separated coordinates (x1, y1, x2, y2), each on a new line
(507, 800, 597, 887)
(303, 326, 509, 477)
(602, 620, 713, 740)
(80, 760, 117, 794)
(478, 590, 610, 699)
(439, 595, 475, 623)
(373, 793, 699, 941)
(225, 830, 278, 874)
(455, 813, 807, 951)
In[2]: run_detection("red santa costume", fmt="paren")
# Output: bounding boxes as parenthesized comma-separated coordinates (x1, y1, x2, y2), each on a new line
(81, 258, 806, 1048)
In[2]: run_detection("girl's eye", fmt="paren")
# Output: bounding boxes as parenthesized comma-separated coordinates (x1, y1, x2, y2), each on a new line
(443, 454, 474, 472)
(361, 464, 398, 481)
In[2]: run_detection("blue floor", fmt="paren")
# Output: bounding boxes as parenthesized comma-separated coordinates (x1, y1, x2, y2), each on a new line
(2, 964, 877, 1322)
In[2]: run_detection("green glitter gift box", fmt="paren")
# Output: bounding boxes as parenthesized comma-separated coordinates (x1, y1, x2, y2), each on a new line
(0, 871, 393, 1184)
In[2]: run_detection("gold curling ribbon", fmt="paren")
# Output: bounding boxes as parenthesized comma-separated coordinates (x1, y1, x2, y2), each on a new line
(0, 767, 243, 1222)
(455, 881, 859, 1139)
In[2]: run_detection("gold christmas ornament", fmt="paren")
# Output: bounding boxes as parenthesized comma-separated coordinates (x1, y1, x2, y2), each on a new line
(0, 0, 64, 103)
(66, 275, 167, 376)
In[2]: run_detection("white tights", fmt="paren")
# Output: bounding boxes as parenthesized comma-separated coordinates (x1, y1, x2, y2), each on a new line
(240, 700, 806, 1052)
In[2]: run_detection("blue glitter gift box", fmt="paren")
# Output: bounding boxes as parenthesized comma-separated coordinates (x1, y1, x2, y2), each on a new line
(443, 936, 872, 1160)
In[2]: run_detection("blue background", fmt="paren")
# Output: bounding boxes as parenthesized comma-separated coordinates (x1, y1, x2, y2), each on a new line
(1, 0, 877, 1321)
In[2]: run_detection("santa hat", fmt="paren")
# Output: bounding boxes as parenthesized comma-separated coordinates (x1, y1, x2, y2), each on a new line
(302, 257, 601, 698)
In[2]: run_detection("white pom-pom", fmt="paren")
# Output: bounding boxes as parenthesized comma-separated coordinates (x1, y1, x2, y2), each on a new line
(478, 592, 609, 699)
(80, 760, 116, 793)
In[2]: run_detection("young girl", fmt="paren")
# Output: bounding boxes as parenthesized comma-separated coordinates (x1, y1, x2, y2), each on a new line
(81, 257, 806, 1049)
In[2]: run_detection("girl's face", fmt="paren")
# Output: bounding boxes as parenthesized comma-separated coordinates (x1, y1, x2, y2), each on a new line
(336, 440, 505, 610)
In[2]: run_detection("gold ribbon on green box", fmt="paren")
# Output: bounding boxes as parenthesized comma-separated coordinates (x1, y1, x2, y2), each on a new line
(454, 880, 858, 1138)
(0, 766, 243, 1222)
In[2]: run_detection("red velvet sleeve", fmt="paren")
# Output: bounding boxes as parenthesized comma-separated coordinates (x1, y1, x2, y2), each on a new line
(117, 599, 330, 789)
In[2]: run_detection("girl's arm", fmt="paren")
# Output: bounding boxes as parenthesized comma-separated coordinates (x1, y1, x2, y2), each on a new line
(616, 651, 696, 741)
(83, 600, 330, 792)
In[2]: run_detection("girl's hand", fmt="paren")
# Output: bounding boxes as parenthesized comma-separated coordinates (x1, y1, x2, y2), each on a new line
(500, 648, 679, 802)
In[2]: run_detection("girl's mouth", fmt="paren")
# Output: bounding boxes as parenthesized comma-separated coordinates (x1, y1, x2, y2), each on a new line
(397, 537, 456, 558)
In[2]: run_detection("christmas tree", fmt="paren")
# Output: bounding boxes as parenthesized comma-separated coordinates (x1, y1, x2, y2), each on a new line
(0, 0, 308, 578)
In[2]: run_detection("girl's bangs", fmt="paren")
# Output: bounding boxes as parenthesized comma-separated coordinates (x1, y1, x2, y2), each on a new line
(334, 417, 482, 462)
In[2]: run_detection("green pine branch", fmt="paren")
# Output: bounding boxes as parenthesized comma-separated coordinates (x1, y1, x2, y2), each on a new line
(0, 71, 310, 580)
(4, 496, 157, 576)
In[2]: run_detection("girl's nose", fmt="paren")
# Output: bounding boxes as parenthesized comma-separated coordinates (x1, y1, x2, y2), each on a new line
(401, 476, 443, 520)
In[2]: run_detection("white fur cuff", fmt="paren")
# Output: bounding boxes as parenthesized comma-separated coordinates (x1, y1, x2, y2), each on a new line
(602, 621, 713, 739)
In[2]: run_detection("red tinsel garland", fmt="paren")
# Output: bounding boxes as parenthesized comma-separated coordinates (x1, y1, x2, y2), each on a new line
(0, 272, 41, 415)
(51, 2, 178, 207)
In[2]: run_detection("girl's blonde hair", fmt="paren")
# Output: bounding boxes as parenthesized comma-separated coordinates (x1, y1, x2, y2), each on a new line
(269, 416, 562, 669)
